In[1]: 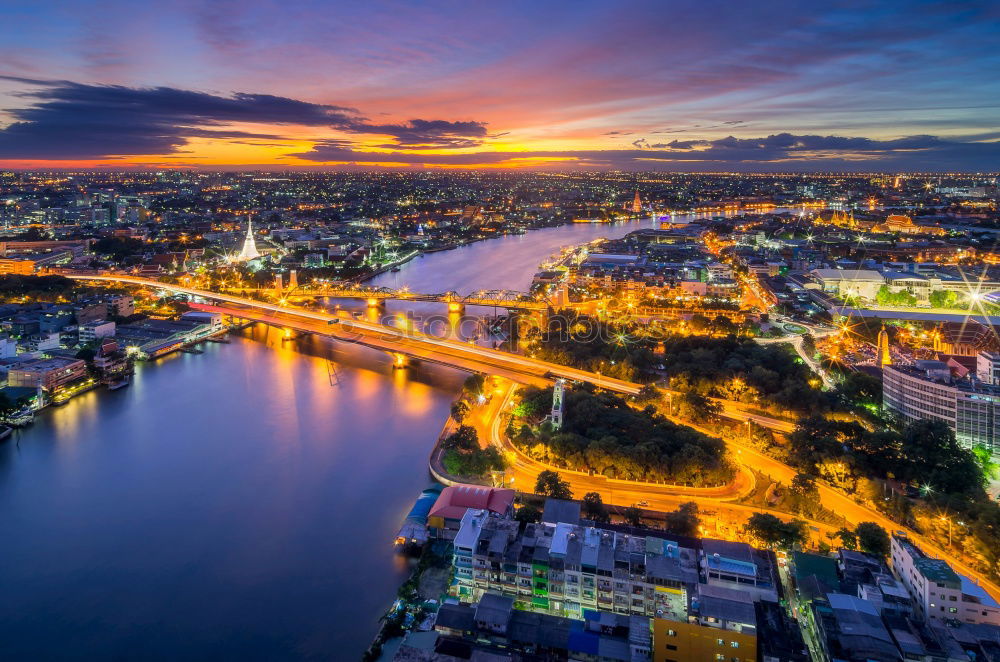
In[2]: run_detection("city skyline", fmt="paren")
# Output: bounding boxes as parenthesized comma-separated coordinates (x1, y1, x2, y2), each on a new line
(2, 0, 999, 171)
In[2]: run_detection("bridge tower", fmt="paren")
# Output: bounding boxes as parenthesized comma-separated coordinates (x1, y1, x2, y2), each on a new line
(446, 295, 465, 314)
(274, 273, 283, 298)
(288, 269, 298, 290)
(550, 378, 565, 430)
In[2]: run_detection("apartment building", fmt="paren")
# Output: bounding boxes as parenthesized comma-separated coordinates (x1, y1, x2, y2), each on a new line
(452, 510, 699, 620)
(890, 535, 1000, 627)
(883, 360, 1000, 458)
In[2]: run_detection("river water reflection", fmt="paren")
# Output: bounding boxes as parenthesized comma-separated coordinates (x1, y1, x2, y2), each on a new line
(0, 212, 762, 659)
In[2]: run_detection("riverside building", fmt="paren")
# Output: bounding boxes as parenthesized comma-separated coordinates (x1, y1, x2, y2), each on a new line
(448, 508, 800, 662)
(883, 356, 1000, 459)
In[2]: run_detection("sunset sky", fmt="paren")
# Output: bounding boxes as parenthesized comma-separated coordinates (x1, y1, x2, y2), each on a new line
(1, 0, 999, 171)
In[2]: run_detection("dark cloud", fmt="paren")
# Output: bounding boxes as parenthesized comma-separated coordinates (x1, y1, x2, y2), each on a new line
(361, 118, 490, 149)
(0, 77, 362, 158)
(292, 132, 1000, 171)
(647, 132, 949, 154)
(2, 77, 997, 171)
(0, 78, 491, 158)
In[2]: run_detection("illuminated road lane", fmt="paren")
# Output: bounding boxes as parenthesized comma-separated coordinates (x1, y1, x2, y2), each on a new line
(66, 274, 641, 394)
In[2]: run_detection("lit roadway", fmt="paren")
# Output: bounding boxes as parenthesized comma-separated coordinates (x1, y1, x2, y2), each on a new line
(480, 380, 1000, 603)
(69, 275, 999, 600)
(479, 380, 756, 502)
(69, 275, 796, 432)
(65, 274, 641, 394)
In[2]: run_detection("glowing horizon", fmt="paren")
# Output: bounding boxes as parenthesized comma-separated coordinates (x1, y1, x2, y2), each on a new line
(1, 0, 999, 171)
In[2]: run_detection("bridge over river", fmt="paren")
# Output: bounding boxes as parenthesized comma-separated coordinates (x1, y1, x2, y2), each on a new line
(67, 274, 642, 394)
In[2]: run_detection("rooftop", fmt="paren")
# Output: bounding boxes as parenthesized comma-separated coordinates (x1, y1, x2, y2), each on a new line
(428, 484, 515, 521)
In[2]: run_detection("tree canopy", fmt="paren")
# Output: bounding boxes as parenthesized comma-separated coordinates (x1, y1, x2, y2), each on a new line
(658, 335, 829, 415)
(534, 470, 573, 500)
(512, 387, 733, 486)
(745, 513, 807, 548)
(664, 502, 700, 537)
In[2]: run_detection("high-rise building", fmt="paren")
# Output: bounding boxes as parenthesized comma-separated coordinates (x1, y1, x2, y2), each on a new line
(883, 358, 1000, 458)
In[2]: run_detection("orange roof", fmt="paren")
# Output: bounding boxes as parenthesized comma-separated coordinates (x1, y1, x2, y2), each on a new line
(428, 484, 515, 521)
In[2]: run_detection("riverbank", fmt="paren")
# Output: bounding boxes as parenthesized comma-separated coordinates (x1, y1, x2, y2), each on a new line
(3, 323, 239, 432)
(0, 328, 464, 660)
(358, 217, 636, 285)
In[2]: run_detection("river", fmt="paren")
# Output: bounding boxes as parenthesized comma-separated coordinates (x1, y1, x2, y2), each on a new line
(0, 212, 733, 660)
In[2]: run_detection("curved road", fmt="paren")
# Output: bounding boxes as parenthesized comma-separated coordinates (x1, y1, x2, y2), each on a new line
(480, 380, 1000, 602)
(70, 274, 1000, 600)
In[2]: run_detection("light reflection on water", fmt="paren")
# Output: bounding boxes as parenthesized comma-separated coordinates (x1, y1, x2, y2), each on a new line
(0, 210, 794, 659)
(0, 332, 464, 660)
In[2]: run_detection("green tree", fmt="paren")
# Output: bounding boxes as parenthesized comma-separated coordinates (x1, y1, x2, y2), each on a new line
(929, 289, 960, 309)
(689, 314, 712, 334)
(0, 390, 25, 421)
(855, 522, 890, 557)
(463, 373, 486, 397)
(664, 502, 700, 537)
(801, 333, 816, 357)
(514, 504, 542, 525)
(623, 505, 643, 527)
(582, 492, 611, 524)
(633, 384, 661, 405)
(677, 390, 721, 423)
(92, 237, 145, 262)
(535, 470, 573, 500)
(441, 445, 505, 477)
(509, 386, 732, 487)
(450, 400, 470, 423)
(746, 513, 807, 548)
(876, 285, 917, 307)
(836, 527, 858, 550)
(835, 371, 882, 407)
(973, 445, 1000, 482)
(899, 419, 985, 496)
(788, 473, 820, 517)
(442, 425, 478, 452)
(713, 315, 738, 336)
(791, 473, 818, 498)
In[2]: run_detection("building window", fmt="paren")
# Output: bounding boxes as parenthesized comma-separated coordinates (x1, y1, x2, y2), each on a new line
(731, 642, 740, 648)
(667, 630, 677, 637)
(666, 644, 678, 651)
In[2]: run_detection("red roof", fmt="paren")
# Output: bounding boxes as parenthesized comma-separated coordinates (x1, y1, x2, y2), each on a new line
(428, 484, 515, 521)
